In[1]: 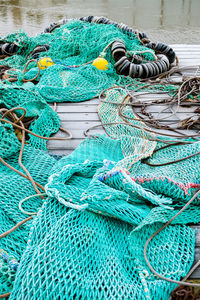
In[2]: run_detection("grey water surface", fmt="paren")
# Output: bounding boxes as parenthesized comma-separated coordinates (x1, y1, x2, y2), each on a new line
(0, 0, 199, 43)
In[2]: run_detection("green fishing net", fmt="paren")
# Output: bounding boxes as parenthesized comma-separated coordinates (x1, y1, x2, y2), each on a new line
(1, 93, 198, 299)
(0, 122, 21, 158)
(98, 88, 157, 169)
(0, 83, 60, 150)
(0, 20, 157, 102)
(8, 134, 198, 300)
(0, 18, 199, 300)
(98, 88, 200, 206)
(0, 18, 165, 155)
(0, 144, 57, 295)
(9, 208, 195, 300)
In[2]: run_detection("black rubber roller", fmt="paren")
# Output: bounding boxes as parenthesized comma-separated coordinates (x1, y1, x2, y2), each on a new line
(0, 42, 19, 56)
(114, 56, 128, 70)
(112, 40, 171, 79)
(111, 42, 126, 61)
(128, 57, 170, 79)
(138, 32, 148, 40)
(115, 58, 131, 76)
(145, 41, 176, 64)
(29, 44, 50, 59)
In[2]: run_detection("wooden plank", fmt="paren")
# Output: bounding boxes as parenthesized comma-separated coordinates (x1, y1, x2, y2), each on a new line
(58, 121, 101, 130)
(190, 248, 200, 279)
(60, 118, 195, 127)
(48, 138, 83, 149)
(58, 110, 197, 120)
(48, 149, 72, 156)
(178, 60, 200, 66)
(191, 226, 200, 246)
(56, 105, 99, 113)
(53, 128, 104, 139)
(175, 55, 200, 59)
(50, 98, 99, 108)
(49, 126, 196, 149)
(55, 102, 199, 114)
(56, 108, 199, 117)
(170, 44, 200, 48)
(177, 54, 200, 57)
(176, 50, 200, 55)
(59, 112, 100, 121)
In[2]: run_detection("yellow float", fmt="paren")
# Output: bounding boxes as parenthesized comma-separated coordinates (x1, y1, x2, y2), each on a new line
(92, 57, 108, 70)
(38, 57, 54, 70)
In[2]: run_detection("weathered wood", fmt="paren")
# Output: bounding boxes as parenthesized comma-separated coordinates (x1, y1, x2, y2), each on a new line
(55, 103, 198, 115)
(50, 98, 99, 108)
(48, 138, 83, 150)
(58, 121, 101, 130)
(191, 226, 200, 246)
(170, 45, 200, 48)
(59, 112, 100, 121)
(56, 105, 99, 113)
(51, 127, 104, 139)
(190, 248, 200, 279)
(53, 124, 193, 139)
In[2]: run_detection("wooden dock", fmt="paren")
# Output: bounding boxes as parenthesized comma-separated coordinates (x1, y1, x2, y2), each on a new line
(48, 44, 200, 279)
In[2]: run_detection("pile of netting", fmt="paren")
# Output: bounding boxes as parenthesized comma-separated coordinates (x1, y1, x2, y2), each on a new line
(0, 16, 176, 103)
(0, 141, 58, 295)
(0, 16, 200, 300)
(8, 134, 200, 300)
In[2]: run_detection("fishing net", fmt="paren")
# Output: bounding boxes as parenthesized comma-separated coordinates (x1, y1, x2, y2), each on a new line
(0, 122, 21, 158)
(9, 134, 198, 300)
(0, 83, 61, 150)
(98, 88, 157, 169)
(0, 19, 158, 103)
(46, 134, 200, 224)
(97, 86, 200, 224)
(1, 90, 199, 299)
(9, 208, 195, 300)
(98, 88, 200, 204)
(0, 17, 199, 300)
(0, 144, 57, 295)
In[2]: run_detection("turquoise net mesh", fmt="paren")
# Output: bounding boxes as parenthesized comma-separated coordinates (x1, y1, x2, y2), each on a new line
(0, 145, 57, 294)
(9, 208, 195, 300)
(0, 122, 21, 158)
(0, 18, 199, 300)
(0, 83, 60, 150)
(8, 134, 198, 300)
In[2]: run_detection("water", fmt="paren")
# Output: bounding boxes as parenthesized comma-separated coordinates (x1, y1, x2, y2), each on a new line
(0, 0, 200, 44)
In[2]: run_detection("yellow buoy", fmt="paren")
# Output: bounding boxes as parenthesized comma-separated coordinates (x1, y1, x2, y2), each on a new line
(92, 57, 108, 70)
(38, 57, 54, 70)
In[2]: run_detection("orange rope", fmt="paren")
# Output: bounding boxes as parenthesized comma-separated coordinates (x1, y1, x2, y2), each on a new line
(0, 216, 33, 239)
